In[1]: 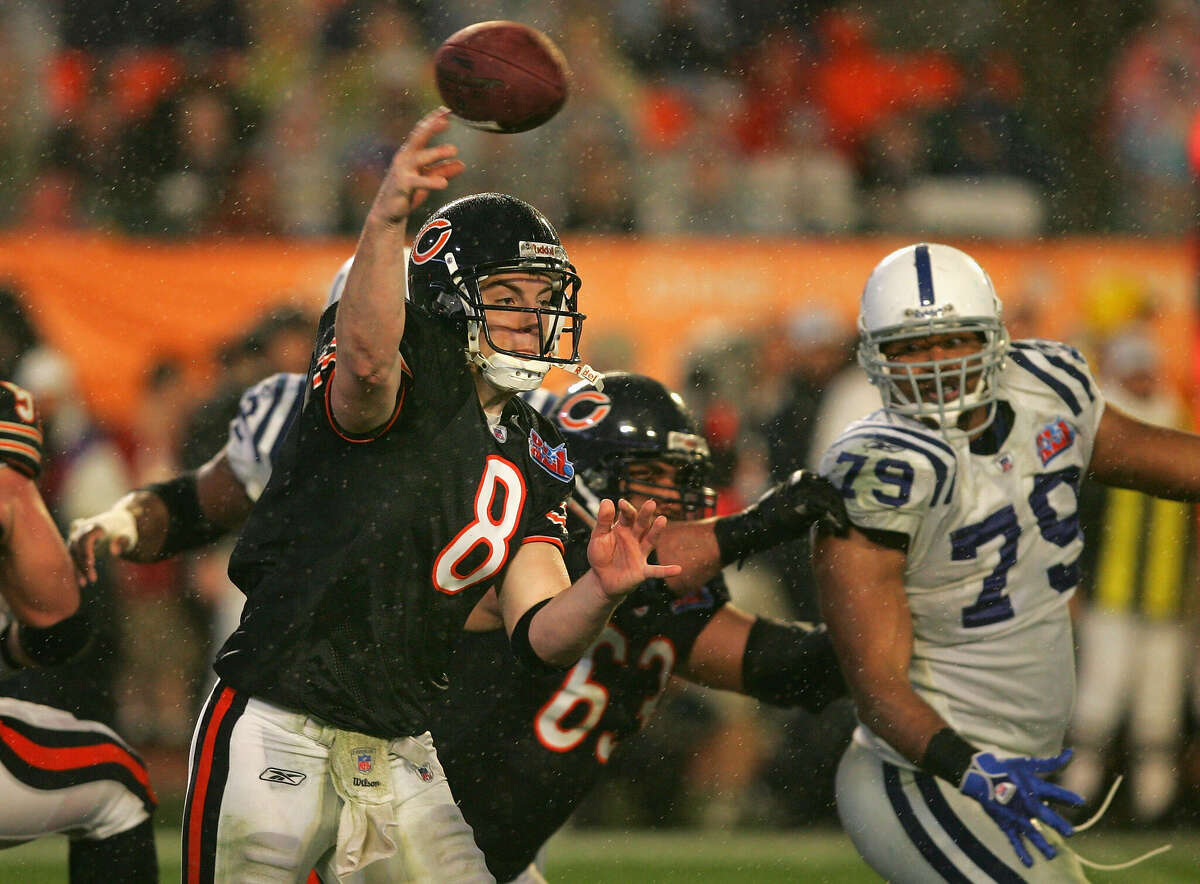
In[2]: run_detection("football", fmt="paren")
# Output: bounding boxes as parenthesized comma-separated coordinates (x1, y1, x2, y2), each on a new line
(433, 21, 569, 134)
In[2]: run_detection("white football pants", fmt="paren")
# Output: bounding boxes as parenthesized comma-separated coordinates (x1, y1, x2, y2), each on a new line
(836, 739, 1088, 883)
(0, 697, 154, 844)
(183, 682, 493, 883)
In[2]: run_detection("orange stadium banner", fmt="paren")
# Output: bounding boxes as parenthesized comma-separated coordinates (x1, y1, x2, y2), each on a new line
(0, 232, 1193, 430)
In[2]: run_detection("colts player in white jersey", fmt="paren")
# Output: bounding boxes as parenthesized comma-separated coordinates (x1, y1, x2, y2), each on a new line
(814, 243, 1200, 883)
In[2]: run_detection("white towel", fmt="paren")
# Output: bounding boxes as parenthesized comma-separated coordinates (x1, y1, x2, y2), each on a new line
(328, 731, 400, 877)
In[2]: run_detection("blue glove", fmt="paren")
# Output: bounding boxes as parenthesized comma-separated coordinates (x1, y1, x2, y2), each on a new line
(959, 750, 1084, 868)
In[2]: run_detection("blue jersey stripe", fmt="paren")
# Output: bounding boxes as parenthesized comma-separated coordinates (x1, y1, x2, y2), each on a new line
(914, 771, 1027, 883)
(245, 374, 303, 465)
(267, 380, 304, 465)
(1008, 350, 1082, 415)
(1043, 354, 1095, 402)
(840, 431, 952, 507)
(883, 764, 972, 883)
(914, 244, 935, 305)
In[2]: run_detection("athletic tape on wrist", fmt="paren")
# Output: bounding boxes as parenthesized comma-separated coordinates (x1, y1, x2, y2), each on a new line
(79, 493, 140, 550)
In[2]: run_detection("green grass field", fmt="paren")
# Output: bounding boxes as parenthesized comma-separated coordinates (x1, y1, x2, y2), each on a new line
(0, 827, 1197, 882)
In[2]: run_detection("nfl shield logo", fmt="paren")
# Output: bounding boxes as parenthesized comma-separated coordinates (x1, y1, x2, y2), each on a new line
(355, 749, 373, 773)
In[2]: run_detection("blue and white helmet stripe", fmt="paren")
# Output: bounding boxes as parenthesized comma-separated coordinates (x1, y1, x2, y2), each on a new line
(914, 243, 936, 306)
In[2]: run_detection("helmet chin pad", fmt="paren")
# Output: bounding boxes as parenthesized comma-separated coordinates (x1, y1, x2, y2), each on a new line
(471, 350, 549, 392)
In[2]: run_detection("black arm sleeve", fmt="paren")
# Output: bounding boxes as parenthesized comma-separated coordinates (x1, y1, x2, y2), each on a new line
(741, 618, 848, 714)
(145, 474, 226, 558)
(6, 609, 92, 667)
(509, 598, 572, 674)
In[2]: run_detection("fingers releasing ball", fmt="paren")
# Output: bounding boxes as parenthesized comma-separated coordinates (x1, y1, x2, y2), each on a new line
(434, 21, 569, 134)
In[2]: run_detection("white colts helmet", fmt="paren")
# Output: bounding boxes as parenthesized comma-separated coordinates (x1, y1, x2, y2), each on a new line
(857, 243, 1009, 435)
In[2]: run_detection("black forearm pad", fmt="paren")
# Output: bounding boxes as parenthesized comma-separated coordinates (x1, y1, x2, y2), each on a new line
(921, 727, 979, 787)
(713, 506, 794, 566)
(509, 598, 571, 674)
(145, 474, 226, 558)
(16, 609, 92, 667)
(741, 618, 848, 713)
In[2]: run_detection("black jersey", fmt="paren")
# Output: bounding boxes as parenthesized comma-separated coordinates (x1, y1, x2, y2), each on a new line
(434, 516, 728, 882)
(216, 305, 571, 738)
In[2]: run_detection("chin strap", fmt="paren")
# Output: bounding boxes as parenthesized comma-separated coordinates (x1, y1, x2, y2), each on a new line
(554, 361, 604, 390)
(1054, 776, 1172, 872)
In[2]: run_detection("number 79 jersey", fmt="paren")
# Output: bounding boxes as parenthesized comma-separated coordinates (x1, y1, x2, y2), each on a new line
(818, 340, 1105, 763)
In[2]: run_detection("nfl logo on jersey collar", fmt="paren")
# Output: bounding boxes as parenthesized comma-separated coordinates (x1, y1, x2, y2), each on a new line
(1036, 418, 1075, 465)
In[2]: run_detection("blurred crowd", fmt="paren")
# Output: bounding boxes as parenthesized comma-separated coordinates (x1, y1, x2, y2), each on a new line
(0, 0, 1198, 238)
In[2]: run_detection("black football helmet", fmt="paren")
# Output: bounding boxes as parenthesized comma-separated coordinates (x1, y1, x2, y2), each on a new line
(553, 372, 716, 520)
(407, 193, 585, 392)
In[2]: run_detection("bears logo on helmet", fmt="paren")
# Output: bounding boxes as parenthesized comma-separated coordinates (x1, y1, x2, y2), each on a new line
(556, 390, 611, 431)
(411, 219, 453, 265)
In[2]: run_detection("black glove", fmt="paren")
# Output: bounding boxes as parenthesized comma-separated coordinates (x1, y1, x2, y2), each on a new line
(757, 469, 849, 535)
(714, 469, 849, 564)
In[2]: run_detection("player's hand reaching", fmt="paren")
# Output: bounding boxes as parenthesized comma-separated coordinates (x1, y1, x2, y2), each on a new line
(368, 107, 466, 227)
(67, 496, 139, 586)
(959, 749, 1084, 867)
(757, 469, 849, 535)
(587, 498, 681, 599)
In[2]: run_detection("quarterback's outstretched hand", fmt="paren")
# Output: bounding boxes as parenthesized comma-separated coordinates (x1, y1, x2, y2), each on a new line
(959, 750, 1083, 867)
(587, 498, 681, 599)
(369, 107, 465, 226)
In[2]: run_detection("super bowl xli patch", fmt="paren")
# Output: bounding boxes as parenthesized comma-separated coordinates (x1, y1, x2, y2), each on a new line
(1035, 418, 1075, 465)
(529, 429, 574, 482)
